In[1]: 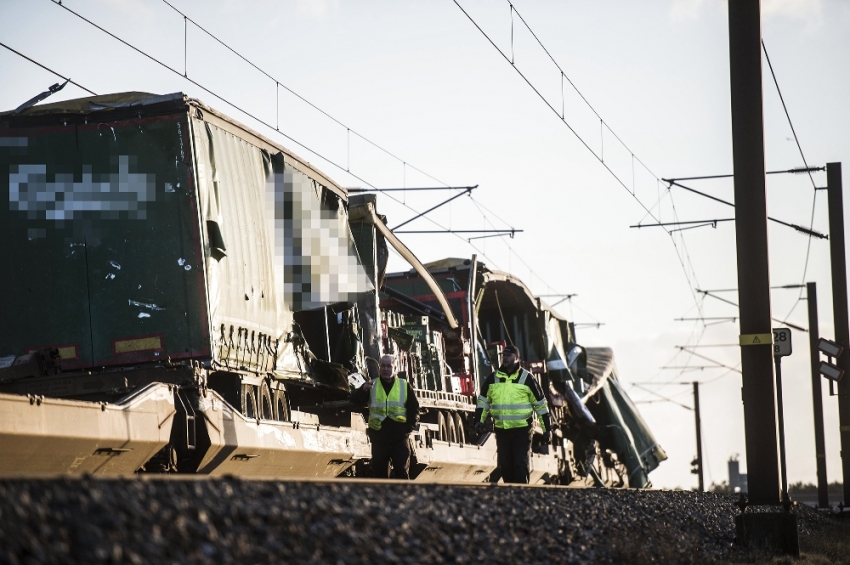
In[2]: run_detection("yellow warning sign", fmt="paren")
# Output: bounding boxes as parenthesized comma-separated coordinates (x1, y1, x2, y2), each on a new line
(114, 335, 163, 354)
(27, 345, 78, 360)
(739, 333, 774, 346)
(55, 346, 78, 360)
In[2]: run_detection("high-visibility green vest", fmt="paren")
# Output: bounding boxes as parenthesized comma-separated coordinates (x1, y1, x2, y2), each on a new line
(479, 368, 548, 430)
(368, 377, 408, 431)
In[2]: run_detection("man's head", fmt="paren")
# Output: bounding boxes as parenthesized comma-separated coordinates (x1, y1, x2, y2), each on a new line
(501, 345, 520, 367)
(379, 355, 396, 381)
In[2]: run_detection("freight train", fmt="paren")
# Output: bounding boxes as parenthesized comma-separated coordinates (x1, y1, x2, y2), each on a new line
(0, 91, 666, 485)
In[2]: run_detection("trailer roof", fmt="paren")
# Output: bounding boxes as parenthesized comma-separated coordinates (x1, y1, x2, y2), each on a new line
(0, 91, 347, 200)
(408, 258, 568, 322)
(0, 91, 183, 117)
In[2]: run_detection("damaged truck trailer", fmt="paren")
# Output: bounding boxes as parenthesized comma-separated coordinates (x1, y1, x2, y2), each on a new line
(0, 92, 665, 485)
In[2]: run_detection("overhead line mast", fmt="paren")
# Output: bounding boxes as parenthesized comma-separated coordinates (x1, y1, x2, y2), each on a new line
(728, 0, 781, 505)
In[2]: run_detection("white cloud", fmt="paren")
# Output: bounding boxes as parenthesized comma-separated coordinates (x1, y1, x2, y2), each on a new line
(763, 0, 824, 29)
(295, 0, 339, 19)
(670, 0, 823, 27)
(670, 0, 717, 22)
(764, 0, 822, 18)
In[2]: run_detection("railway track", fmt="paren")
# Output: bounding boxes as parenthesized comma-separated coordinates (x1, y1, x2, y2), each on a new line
(0, 476, 832, 564)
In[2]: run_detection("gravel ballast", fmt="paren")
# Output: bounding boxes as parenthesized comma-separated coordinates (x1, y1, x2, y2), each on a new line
(0, 478, 834, 564)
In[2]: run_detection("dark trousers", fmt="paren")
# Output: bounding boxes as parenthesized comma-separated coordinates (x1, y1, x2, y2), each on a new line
(495, 426, 532, 484)
(370, 436, 411, 479)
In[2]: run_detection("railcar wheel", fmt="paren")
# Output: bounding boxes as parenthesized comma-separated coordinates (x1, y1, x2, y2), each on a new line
(556, 454, 573, 486)
(274, 388, 290, 422)
(241, 384, 258, 418)
(445, 411, 458, 444)
(437, 411, 447, 442)
(453, 412, 466, 445)
(258, 382, 273, 420)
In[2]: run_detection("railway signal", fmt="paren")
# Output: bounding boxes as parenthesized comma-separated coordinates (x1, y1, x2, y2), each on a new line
(690, 458, 701, 476)
(817, 338, 843, 359)
(817, 337, 845, 392)
(819, 361, 844, 383)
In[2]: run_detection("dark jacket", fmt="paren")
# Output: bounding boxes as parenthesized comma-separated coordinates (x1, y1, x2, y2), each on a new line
(351, 377, 420, 443)
(474, 363, 551, 433)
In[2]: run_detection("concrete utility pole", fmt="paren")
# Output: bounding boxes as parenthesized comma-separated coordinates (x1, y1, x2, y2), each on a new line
(826, 162, 850, 506)
(728, 0, 781, 505)
(806, 282, 829, 508)
(693, 382, 704, 492)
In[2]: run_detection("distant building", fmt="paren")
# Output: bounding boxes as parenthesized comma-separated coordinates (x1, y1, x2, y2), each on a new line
(729, 455, 748, 493)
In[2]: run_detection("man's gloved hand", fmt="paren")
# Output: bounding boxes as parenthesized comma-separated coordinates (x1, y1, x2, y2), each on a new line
(473, 422, 486, 435)
(542, 431, 552, 444)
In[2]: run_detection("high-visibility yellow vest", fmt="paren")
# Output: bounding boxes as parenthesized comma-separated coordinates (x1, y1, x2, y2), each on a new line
(368, 377, 408, 431)
(479, 368, 548, 430)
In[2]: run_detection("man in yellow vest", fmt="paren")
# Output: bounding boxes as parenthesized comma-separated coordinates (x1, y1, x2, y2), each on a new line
(474, 345, 551, 484)
(351, 354, 419, 479)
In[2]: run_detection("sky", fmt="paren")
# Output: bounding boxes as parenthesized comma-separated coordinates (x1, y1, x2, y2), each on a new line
(1, 0, 849, 491)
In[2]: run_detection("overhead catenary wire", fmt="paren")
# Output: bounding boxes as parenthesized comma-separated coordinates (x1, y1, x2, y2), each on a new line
(10, 2, 597, 328)
(452, 0, 662, 223)
(700, 367, 741, 385)
(34, 1, 532, 292)
(42, 3, 478, 244)
(153, 0, 594, 317)
(630, 381, 701, 409)
(674, 344, 739, 349)
(667, 192, 707, 330)
(27, 4, 825, 389)
(34, 0, 695, 346)
(663, 180, 826, 239)
(392, 187, 475, 231)
(348, 186, 479, 193)
(697, 289, 807, 332)
(454, 5, 696, 326)
(669, 222, 719, 234)
(762, 40, 822, 322)
(0, 41, 97, 96)
(696, 284, 806, 293)
(633, 42, 823, 384)
(506, 1, 647, 170)
(395, 229, 522, 234)
(631, 219, 734, 229)
(664, 166, 824, 183)
(45, 0, 362, 186)
(12, 3, 791, 438)
(661, 41, 829, 341)
(762, 42, 819, 195)
(661, 366, 731, 371)
(675, 347, 742, 374)
(640, 201, 708, 384)
(675, 318, 738, 322)
(2, 31, 549, 342)
(452, 0, 717, 369)
(631, 384, 693, 410)
(638, 361, 742, 390)
(159, 0, 454, 192)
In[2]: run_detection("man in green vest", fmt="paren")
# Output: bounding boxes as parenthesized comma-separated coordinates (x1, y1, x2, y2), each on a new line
(351, 354, 419, 479)
(474, 345, 551, 484)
